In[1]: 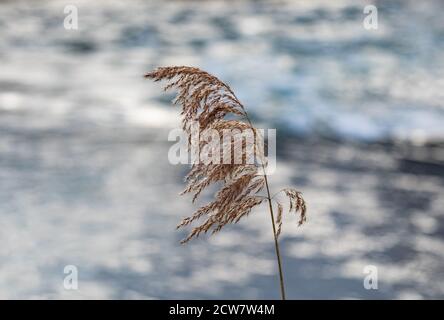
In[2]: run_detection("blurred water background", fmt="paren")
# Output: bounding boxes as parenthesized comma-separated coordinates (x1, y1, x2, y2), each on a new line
(1, 0, 444, 299)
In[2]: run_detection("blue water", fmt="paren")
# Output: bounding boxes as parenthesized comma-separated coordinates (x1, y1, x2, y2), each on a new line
(1, 0, 444, 141)
(1, 0, 444, 299)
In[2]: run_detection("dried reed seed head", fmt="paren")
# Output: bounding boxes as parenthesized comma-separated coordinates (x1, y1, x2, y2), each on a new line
(145, 66, 245, 136)
(282, 188, 307, 226)
(146, 66, 306, 243)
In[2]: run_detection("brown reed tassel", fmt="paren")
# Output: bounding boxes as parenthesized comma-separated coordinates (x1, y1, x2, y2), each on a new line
(145, 66, 307, 300)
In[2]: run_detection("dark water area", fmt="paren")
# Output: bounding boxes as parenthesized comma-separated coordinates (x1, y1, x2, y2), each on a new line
(1, 0, 444, 299)
(2, 124, 443, 299)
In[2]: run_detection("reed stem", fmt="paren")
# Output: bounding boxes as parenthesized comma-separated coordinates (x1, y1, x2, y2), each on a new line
(241, 109, 286, 300)
(264, 173, 286, 300)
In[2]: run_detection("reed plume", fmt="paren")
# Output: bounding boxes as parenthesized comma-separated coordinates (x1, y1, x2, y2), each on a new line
(145, 66, 306, 300)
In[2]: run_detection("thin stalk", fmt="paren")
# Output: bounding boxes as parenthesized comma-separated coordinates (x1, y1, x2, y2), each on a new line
(239, 106, 286, 300)
(264, 173, 286, 300)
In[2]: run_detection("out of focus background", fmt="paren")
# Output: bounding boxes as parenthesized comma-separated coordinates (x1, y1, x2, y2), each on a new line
(1, 0, 444, 299)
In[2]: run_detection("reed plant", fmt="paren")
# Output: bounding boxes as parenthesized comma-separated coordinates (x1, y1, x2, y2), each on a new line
(145, 66, 306, 299)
